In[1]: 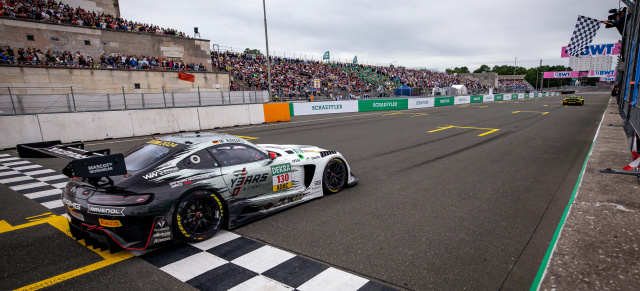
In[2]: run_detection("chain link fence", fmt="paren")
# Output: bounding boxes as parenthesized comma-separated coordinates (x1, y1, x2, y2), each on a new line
(0, 87, 269, 115)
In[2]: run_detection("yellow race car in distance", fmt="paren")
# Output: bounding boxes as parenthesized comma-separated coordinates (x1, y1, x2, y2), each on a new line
(563, 95, 584, 106)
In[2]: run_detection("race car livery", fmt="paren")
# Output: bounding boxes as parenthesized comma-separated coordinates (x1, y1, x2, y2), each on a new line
(563, 95, 584, 105)
(17, 132, 357, 252)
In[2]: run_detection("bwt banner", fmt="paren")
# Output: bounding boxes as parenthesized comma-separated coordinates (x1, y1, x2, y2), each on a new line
(544, 70, 615, 78)
(560, 43, 621, 58)
(600, 77, 615, 82)
(544, 71, 588, 78)
(589, 70, 616, 77)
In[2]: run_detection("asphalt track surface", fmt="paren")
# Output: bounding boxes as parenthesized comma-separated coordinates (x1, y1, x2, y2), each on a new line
(0, 93, 609, 290)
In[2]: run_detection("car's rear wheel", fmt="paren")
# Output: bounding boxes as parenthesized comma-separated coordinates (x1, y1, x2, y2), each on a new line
(581, 100, 584, 105)
(323, 158, 347, 194)
(173, 190, 224, 242)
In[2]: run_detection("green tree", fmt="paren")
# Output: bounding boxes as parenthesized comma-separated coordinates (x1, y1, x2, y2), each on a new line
(243, 48, 262, 55)
(446, 66, 470, 74)
(473, 64, 491, 73)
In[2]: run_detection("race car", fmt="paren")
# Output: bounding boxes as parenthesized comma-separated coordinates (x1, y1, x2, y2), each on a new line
(17, 132, 357, 252)
(562, 95, 584, 105)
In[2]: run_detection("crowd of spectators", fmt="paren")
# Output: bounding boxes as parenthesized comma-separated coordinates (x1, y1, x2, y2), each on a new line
(0, 0, 187, 37)
(499, 79, 528, 89)
(0, 46, 206, 71)
(212, 51, 488, 96)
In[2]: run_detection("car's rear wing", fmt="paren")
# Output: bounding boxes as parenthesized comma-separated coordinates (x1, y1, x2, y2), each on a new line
(16, 141, 127, 179)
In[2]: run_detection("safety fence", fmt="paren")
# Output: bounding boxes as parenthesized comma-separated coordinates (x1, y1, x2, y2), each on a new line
(288, 92, 559, 116)
(618, 5, 640, 142)
(0, 87, 270, 115)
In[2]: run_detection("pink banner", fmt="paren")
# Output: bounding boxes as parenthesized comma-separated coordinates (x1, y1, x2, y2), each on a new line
(543, 71, 590, 78)
(561, 43, 621, 58)
(589, 70, 616, 77)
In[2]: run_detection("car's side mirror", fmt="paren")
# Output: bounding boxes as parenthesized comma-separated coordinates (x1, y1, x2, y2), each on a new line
(269, 152, 277, 160)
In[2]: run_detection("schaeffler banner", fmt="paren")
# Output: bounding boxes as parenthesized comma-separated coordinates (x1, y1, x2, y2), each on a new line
(560, 43, 621, 58)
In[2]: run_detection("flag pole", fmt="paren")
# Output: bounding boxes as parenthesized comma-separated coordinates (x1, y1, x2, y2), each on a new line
(263, 0, 272, 102)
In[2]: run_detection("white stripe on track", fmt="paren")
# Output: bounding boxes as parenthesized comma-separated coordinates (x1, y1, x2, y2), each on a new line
(0, 157, 19, 163)
(297, 268, 369, 291)
(51, 182, 68, 189)
(41, 200, 64, 209)
(0, 171, 20, 177)
(0, 176, 34, 184)
(23, 169, 56, 176)
(2, 161, 31, 166)
(37, 175, 68, 182)
(25, 189, 61, 199)
(10, 182, 49, 191)
(160, 252, 227, 282)
(12, 165, 42, 171)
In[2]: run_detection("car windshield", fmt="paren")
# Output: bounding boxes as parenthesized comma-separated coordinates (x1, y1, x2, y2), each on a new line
(124, 144, 170, 171)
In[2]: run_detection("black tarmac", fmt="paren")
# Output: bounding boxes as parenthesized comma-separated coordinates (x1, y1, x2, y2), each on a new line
(0, 93, 609, 290)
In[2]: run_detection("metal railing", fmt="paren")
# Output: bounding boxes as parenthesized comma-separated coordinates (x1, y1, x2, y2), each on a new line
(0, 87, 269, 115)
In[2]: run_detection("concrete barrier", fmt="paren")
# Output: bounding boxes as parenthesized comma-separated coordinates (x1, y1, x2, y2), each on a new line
(38, 111, 134, 143)
(263, 103, 291, 122)
(0, 115, 43, 149)
(129, 108, 200, 136)
(198, 105, 252, 129)
(247, 104, 266, 124)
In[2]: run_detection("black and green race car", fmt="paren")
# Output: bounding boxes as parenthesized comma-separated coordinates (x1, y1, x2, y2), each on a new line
(562, 95, 584, 106)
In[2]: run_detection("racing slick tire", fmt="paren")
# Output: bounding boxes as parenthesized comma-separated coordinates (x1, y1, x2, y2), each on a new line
(580, 100, 584, 105)
(173, 190, 225, 242)
(323, 158, 347, 194)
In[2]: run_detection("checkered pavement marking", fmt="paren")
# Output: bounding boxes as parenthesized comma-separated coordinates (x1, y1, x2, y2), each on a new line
(0, 154, 397, 291)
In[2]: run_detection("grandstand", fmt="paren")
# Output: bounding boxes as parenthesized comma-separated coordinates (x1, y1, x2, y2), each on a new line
(497, 75, 534, 91)
(212, 51, 489, 97)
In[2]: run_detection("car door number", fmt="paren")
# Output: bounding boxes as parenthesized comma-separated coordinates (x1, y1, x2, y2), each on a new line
(271, 163, 292, 191)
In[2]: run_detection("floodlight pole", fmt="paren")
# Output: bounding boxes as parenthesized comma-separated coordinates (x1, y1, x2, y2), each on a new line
(263, 0, 272, 102)
(514, 57, 517, 77)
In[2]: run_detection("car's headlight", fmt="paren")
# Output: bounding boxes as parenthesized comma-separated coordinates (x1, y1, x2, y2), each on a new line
(87, 193, 152, 205)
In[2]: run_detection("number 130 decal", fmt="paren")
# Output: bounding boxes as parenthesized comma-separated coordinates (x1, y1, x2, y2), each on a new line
(271, 163, 292, 191)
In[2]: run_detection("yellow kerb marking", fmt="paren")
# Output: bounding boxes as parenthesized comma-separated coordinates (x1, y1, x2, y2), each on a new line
(382, 112, 428, 117)
(428, 125, 500, 136)
(512, 111, 549, 115)
(2, 215, 134, 290)
(25, 213, 52, 220)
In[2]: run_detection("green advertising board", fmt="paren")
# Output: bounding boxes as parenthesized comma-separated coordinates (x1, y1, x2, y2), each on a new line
(289, 103, 294, 116)
(358, 99, 409, 112)
(470, 95, 483, 103)
(434, 97, 455, 107)
(511, 94, 518, 100)
(494, 94, 504, 101)
(524, 93, 530, 99)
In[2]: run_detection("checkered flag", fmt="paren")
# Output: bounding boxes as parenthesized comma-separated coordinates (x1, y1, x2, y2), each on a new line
(565, 15, 601, 57)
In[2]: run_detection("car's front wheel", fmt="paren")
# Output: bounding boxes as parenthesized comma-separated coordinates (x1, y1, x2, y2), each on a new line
(323, 158, 347, 194)
(173, 190, 224, 242)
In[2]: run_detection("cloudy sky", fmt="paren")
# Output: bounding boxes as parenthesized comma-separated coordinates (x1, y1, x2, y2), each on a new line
(120, 0, 625, 71)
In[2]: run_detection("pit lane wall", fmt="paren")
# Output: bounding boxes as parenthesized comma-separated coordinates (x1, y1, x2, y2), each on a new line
(0, 104, 266, 149)
(288, 92, 558, 116)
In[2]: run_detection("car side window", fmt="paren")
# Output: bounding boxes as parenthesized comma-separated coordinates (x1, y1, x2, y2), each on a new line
(181, 149, 219, 169)
(208, 144, 268, 166)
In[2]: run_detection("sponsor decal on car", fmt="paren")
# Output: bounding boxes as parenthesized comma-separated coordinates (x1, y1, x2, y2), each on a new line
(87, 163, 114, 174)
(147, 140, 179, 147)
(264, 193, 306, 209)
(99, 218, 122, 227)
(143, 167, 179, 180)
(224, 138, 245, 144)
(63, 197, 81, 210)
(169, 173, 217, 188)
(230, 172, 269, 195)
(87, 204, 125, 216)
(272, 163, 292, 191)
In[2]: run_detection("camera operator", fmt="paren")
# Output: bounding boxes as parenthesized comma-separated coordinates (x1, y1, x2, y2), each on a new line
(602, 7, 631, 35)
